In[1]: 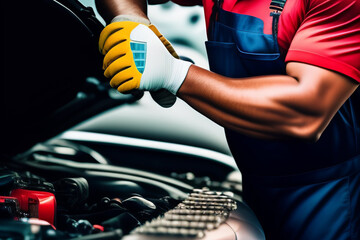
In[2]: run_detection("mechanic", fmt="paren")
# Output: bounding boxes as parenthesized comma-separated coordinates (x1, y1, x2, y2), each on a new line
(95, 0, 360, 239)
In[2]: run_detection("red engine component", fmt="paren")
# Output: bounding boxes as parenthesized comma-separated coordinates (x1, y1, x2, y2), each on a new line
(10, 179, 57, 226)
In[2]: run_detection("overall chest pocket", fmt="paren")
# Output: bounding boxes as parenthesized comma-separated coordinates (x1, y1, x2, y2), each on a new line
(206, 21, 285, 78)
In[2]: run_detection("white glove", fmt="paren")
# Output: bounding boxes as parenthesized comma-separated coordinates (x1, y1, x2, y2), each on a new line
(99, 16, 191, 107)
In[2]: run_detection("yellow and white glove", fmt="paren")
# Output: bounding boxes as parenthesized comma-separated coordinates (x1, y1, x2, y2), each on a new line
(99, 16, 191, 107)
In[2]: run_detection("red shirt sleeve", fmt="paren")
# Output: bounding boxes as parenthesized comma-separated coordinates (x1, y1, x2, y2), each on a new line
(171, 0, 202, 6)
(285, 0, 360, 82)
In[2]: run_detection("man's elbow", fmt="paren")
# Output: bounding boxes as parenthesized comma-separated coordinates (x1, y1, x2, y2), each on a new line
(289, 115, 329, 142)
(296, 127, 323, 143)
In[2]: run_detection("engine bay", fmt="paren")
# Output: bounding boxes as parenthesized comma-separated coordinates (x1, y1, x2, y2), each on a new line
(0, 139, 264, 240)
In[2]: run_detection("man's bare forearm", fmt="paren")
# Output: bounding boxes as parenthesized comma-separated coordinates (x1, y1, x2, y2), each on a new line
(95, 0, 148, 23)
(178, 63, 358, 141)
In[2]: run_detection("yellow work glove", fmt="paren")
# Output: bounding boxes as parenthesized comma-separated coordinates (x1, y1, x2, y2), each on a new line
(99, 21, 192, 97)
(99, 15, 181, 108)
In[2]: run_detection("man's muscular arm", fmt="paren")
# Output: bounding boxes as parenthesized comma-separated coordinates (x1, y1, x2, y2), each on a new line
(95, 0, 169, 23)
(178, 62, 358, 141)
(95, 0, 148, 23)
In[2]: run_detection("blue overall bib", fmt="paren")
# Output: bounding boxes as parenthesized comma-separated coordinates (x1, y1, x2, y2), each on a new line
(205, 1, 360, 239)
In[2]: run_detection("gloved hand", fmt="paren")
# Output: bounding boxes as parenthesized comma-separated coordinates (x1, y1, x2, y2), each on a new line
(99, 16, 190, 107)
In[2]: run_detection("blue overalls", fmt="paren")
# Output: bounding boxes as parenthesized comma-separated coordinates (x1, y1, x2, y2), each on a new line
(205, 0, 360, 239)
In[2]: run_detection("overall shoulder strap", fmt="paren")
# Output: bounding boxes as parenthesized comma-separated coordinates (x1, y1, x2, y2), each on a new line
(270, 0, 287, 46)
(270, 0, 287, 14)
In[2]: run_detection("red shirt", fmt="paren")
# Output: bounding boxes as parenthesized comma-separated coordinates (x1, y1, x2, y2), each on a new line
(171, 0, 360, 83)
